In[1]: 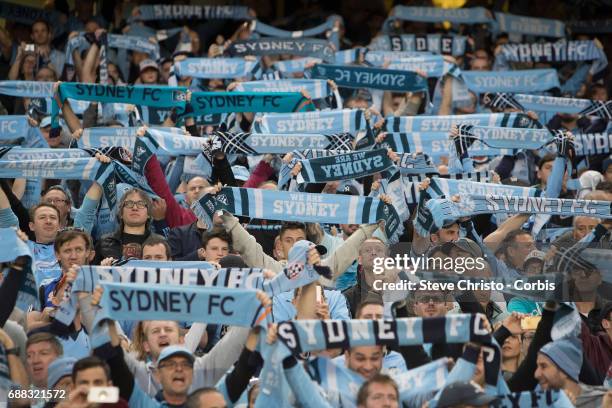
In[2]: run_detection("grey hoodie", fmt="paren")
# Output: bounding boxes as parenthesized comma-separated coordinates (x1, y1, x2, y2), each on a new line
(575, 384, 608, 408)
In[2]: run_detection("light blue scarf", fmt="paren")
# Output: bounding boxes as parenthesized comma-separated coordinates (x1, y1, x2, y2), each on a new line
(461, 69, 560, 93)
(272, 57, 323, 74)
(234, 79, 332, 100)
(366, 54, 461, 79)
(191, 91, 314, 115)
(0, 116, 30, 142)
(383, 112, 537, 133)
(214, 131, 354, 155)
(65, 33, 161, 66)
(192, 187, 402, 243)
(252, 109, 366, 135)
(496, 390, 575, 407)
(574, 132, 612, 155)
(0, 228, 36, 313)
(383, 6, 491, 27)
(228, 38, 335, 62)
(130, 5, 251, 21)
(174, 58, 259, 79)
(494, 12, 566, 38)
(310, 64, 427, 92)
(369, 34, 467, 56)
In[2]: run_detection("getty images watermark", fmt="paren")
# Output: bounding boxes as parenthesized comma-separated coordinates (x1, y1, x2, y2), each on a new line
(371, 254, 557, 293)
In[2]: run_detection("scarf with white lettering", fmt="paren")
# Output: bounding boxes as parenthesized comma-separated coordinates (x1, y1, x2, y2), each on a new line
(378, 132, 513, 158)
(294, 148, 394, 184)
(310, 64, 427, 92)
(190, 91, 313, 115)
(276, 314, 499, 387)
(369, 34, 467, 56)
(234, 79, 333, 100)
(174, 58, 259, 79)
(98, 282, 269, 327)
(74, 261, 325, 298)
(0, 1, 58, 25)
(272, 57, 323, 74)
(0, 155, 118, 215)
(487, 93, 612, 120)
(52, 83, 187, 130)
(0, 116, 30, 143)
(457, 124, 554, 150)
(65, 33, 161, 67)
(494, 12, 566, 38)
(461, 69, 560, 93)
(496, 40, 607, 75)
(399, 171, 492, 204)
(367, 54, 462, 79)
(384, 112, 539, 133)
(252, 109, 367, 135)
(0, 80, 54, 98)
(278, 148, 352, 189)
(77, 126, 188, 151)
(415, 194, 612, 236)
(0, 228, 36, 313)
(130, 4, 252, 22)
(192, 187, 402, 243)
(382, 6, 492, 31)
(574, 132, 612, 155)
(227, 38, 335, 62)
(251, 15, 342, 49)
(213, 131, 354, 155)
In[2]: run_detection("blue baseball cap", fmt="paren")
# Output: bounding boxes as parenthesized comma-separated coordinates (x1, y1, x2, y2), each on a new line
(157, 345, 194, 366)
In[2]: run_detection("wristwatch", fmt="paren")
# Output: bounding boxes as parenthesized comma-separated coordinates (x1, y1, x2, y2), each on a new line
(5, 347, 19, 356)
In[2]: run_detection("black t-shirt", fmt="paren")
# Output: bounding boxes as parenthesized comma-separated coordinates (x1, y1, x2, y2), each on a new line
(120, 232, 149, 260)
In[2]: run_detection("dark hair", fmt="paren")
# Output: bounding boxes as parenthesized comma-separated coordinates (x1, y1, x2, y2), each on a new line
(72, 356, 111, 383)
(595, 181, 612, 193)
(186, 387, 222, 408)
(356, 374, 398, 406)
(201, 227, 232, 250)
(31, 19, 51, 33)
(501, 229, 531, 258)
(42, 185, 72, 205)
(54, 229, 94, 252)
(356, 296, 384, 318)
(117, 188, 152, 229)
(538, 153, 556, 170)
(279, 222, 306, 238)
(26, 332, 63, 355)
(29, 203, 60, 221)
(143, 235, 171, 259)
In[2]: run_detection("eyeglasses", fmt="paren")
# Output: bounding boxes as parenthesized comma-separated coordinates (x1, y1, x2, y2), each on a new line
(44, 198, 68, 205)
(123, 200, 147, 209)
(158, 361, 193, 371)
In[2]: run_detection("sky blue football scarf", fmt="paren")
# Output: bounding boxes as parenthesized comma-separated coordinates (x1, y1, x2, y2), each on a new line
(430, 177, 538, 199)
(493, 12, 566, 38)
(174, 58, 259, 79)
(461, 69, 560, 93)
(214, 131, 354, 155)
(234, 79, 332, 100)
(394, 358, 449, 403)
(369, 34, 467, 56)
(75, 261, 322, 299)
(458, 124, 554, 150)
(496, 40, 607, 75)
(383, 112, 538, 133)
(574, 132, 612, 155)
(130, 4, 252, 21)
(98, 282, 269, 327)
(0, 0, 58, 26)
(306, 356, 364, 407)
(295, 148, 394, 183)
(0, 228, 36, 313)
(227, 38, 335, 62)
(192, 187, 402, 243)
(77, 126, 187, 151)
(190, 91, 314, 115)
(310, 64, 428, 92)
(64, 33, 161, 66)
(493, 93, 612, 119)
(0, 116, 30, 142)
(382, 6, 492, 28)
(0, 147, 90, 161)
(250, 15, 342, 49)
(272, 57, 323, 74)
(415, 194, 612, 235)
(369, 55, 461, 79)
(0, 80, 54, 98)
(378, 132, 512, 158)
(252, 109, 367, 135)
(278, 148, 353, 189)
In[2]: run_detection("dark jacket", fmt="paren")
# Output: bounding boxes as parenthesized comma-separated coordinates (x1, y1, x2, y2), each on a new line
(168, 222, 204, 261)
(94, 228, 162, 264)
